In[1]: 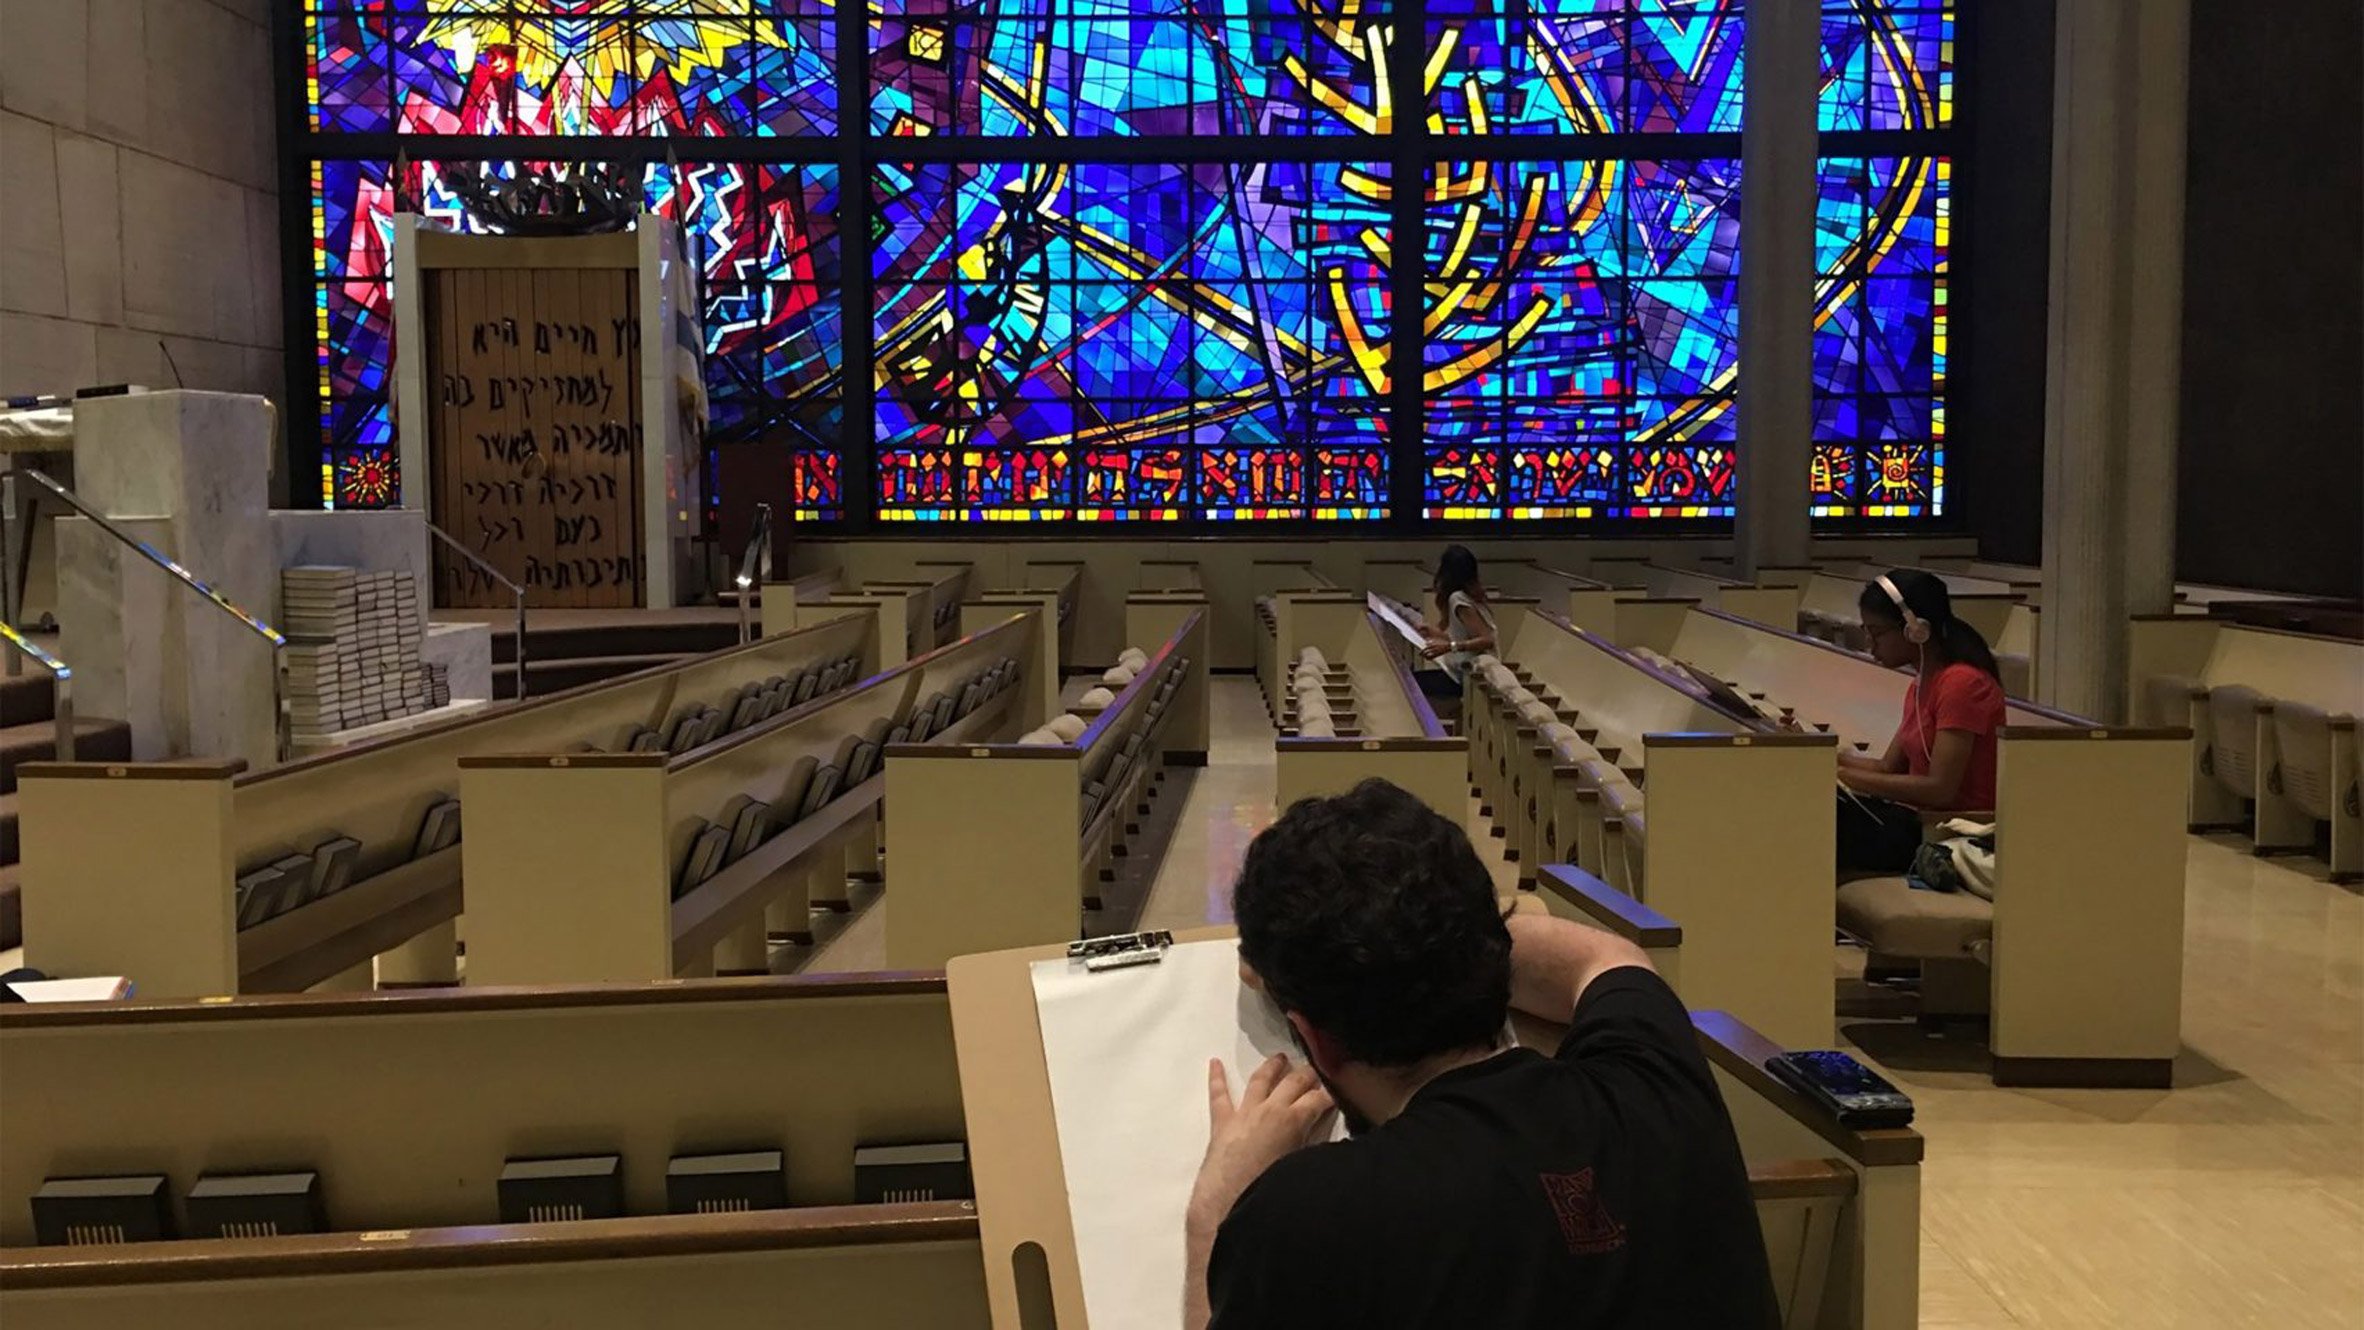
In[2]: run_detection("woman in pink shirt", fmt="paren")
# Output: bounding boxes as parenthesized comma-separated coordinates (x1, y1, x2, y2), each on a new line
(1835, 570, 2008, 874)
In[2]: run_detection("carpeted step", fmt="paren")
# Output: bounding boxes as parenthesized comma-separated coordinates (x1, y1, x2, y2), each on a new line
(2, 674, 55, 729)
(1, 718, 133, 792)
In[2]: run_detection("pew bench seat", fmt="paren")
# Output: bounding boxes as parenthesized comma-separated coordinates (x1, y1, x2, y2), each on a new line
(1835, 876, 1994, 961)
(2132, 616, 2363, 875)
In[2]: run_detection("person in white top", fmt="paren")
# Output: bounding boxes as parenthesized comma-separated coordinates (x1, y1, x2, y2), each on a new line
(1412, 545, 1498, 727)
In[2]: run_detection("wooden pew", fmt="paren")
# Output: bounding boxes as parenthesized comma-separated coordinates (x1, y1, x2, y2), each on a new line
(456, 613, 1042, 984)
(1590, 556, 1803, 629)
(1254, 560, 1344, 702)
(1759, 569, 2040, 699)
(1359, 560, 1433, 629)
(1468, 611, 1837, 1048)
(1256, 588, 1361, 725)
(859, 562, 973, 659)
(882, 604, 1209, 968)
(0, 975, 979, 1329)
(1370, 555, 1629, 637)
(1639, 606, 2192, 1086)
(1271, 596, 1469, 820)
(1698, 1012, 1924, 1330)
(1252, 557, 1338, 592)
(1511, 561, 1630, 637)
(0, 1205, 985, 1330)
(1136, 559, 1203, 593)
(15, 612, 881, 998)
(1800, 562, 2029, 637)
(1506, 890, 1919, 1328)
(1020, 559, 1083, 668)
(755, 564, 842, 628)
(1927, 556, 2350, 622)
(1986, 602, 2042, 698)
(1120, 593, 1214, 767)
(959, 592, 1064, 741)
(1817, 556, 2032, 604)
(1255, 588, 1281, 716)
(0, 960, 1911, 1330)
(2129, 615, 2364, 878)
(1532, 863, 1683, 981)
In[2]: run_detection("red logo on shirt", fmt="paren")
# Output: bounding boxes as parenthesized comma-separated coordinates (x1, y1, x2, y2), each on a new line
(1539, 1169, 1626, 1255)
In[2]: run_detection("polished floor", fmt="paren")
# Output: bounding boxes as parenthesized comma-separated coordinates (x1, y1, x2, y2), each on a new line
(818, 677, 2364, 1329)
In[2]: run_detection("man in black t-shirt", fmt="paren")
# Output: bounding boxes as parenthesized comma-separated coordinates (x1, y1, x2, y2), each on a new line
(1183, 779, 1779, 1330)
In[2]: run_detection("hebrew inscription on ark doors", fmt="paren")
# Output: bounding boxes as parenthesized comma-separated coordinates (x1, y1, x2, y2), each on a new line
(428, 267, 644, 609)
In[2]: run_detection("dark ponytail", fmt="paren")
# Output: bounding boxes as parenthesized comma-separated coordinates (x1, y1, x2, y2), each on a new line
(1859, 568, 2003, 684)
(1935, 616, 2003, 684)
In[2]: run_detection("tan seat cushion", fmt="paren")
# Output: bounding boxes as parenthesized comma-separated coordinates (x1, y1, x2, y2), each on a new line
(1553, 735, 1598, 764)
(1836, 876, 1994, 960)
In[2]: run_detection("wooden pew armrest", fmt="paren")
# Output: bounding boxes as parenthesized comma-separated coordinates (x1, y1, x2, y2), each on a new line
(1534, 864, 1681, 948)
(1747, 1157, 1858, 1202)
(1692, 1010, 1924, 1168)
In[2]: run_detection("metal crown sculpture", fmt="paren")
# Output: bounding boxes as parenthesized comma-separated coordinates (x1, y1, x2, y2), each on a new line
(445, 163, 638, 236)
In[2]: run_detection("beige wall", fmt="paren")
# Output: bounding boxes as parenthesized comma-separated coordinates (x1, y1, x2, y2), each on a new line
(0, 0, 281, 404)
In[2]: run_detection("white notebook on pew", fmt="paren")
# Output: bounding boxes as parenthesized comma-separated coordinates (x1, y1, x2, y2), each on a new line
(1031, 938, 1344, 1330)
(5, 976, 133, 1003)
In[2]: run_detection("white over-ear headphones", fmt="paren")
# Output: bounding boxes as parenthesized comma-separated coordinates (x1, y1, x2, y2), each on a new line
(1878, 574, 1936, 756)
(1876, 575, 1932, 645)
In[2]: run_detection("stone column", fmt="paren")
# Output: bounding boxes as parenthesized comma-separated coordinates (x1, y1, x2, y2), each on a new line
(1734, 0, 1819, 576)
(2039, 0, 2189, 721)
(58, 391, 280, 765)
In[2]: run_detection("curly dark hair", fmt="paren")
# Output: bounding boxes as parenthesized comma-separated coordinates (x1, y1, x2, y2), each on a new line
(1233, 779, 1510, 1068)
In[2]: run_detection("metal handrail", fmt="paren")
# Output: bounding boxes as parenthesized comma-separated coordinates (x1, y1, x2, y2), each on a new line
(1, 621, 73, 761)
(3, 467, 287, 759)
(734, 502, 773, 646)
(426, 521, 530, 701)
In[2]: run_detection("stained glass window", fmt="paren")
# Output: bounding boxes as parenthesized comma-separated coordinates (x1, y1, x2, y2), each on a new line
(304, 154, 844, 516)
(294, 0, 1957, 525)
(1425, 2, 1747, 136)
(1819, 2, 1953, 132)
(305, 5, 836, 138)
(1419, 157, 1743, 518)
(1811, 155, 1948, 517)
(870, 158, 1389, 521)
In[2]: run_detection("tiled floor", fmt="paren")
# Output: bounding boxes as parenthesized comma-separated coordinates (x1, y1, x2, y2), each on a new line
(1044, 677, 2363, 1330)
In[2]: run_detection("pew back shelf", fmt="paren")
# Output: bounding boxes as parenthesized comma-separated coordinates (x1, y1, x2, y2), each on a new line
(1271, 595, 1469, 820)
(882, 602, 1210, 969)
(0, 972, 982, 1329)
(1470, 609, 1837, 1047)
(457, 610, 1048, 985)
(1627, 604, 2195, 1085)
(17, 610, 886, 998)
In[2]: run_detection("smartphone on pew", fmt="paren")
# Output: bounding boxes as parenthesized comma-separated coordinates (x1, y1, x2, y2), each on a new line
(1765, 1050, 1914, 1129)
